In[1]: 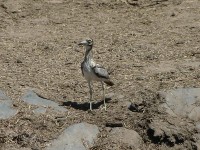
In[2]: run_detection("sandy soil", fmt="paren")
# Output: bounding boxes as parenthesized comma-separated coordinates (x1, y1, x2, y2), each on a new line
(0, 0, 200, 149)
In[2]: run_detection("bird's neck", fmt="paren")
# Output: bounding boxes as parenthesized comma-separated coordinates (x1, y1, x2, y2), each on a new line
(84, 45, 93, 62)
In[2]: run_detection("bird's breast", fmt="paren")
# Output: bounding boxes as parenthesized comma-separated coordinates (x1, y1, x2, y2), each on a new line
(81, 61, 97, 80)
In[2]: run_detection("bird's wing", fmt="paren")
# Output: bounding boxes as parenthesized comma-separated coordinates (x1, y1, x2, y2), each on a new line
(92, 64, 109, 79)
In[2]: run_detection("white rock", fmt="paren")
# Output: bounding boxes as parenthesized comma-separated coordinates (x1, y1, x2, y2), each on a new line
(0, 90, 17, 119)
(45, 122, 99, 150)
(159, 88, 200, 121)
(108, 127, 143, 149)
(22, 90, 67, 113)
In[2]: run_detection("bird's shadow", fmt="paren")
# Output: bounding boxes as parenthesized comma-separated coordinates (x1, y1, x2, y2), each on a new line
(61, 98, 112, 111)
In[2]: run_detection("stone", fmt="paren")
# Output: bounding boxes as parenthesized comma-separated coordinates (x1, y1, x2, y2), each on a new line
(22, 90, 67, 113)
(159, 88, 200, 121)
(147, 119, 187, 147)
(159, 103, 177, 117)
(45, 122, 99, 150)
(196, 122, 200, 132)
(33, 107, 47, 115)
(108, 127, 143, 149)
(0, 90, 17, 119)
(128, 102, 145, 112)
(2, 0, 24, 13)
(159, 88, 200, 148)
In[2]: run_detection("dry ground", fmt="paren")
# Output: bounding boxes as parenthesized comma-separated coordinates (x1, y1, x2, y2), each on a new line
(0, 0, 200, 149)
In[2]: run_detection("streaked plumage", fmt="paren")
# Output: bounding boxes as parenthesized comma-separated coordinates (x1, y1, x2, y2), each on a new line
(78, 38, 114, 110)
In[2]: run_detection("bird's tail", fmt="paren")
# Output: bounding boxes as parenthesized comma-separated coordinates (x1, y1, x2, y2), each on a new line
(104, 80, 114, 86)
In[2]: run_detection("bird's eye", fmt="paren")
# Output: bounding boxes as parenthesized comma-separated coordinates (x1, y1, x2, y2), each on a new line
(87, 40, 92, 45)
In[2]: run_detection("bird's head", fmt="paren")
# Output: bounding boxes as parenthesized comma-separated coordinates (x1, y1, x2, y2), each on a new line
(78, 38, 93, 48)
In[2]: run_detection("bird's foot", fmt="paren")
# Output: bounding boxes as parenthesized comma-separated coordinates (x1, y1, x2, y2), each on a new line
(100, 105, 107, 111)
(87, 109, 95, 115)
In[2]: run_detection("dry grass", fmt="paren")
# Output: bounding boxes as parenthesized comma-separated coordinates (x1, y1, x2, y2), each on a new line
(0, 0, 200, 149)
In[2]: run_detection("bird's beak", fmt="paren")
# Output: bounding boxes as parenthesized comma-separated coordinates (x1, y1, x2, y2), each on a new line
(78, 40, 87, 46)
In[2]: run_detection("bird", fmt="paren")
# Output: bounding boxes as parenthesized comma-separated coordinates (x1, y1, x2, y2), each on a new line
(78, 38, 114, 111)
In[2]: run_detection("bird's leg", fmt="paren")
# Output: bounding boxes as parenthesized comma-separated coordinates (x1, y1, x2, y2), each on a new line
(88, 81, 93, 111)
(101, 81, 106, 110)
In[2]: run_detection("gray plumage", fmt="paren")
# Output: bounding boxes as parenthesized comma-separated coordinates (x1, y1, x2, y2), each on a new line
(92, 65, 109, 79)
(78, 38, 114, 110)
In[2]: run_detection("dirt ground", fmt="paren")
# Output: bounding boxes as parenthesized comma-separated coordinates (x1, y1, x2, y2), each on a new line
(0, 0, 200, 149)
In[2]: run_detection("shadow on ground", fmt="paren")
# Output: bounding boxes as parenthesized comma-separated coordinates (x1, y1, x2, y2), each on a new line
(61, 98, 112, 111)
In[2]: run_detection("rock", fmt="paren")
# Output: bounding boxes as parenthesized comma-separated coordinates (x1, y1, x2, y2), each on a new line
(159, 88, 200, 147)
(147, 119, 186, 146)
(159, 88, 200, 121)
(196, 122, 200, 132)
(126, 0, 139, 6)
(159, 103, 177, 117)
(108, 127, 143, 149)
(2, 0, 24, 13)
(0, 90, 17, 119)
(128, 102, 145, 112)
(45, 122, 99, 150)
(33, 107, 47, 115)
(22, 90, 67, 113)
(188, 107, 200, 121)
